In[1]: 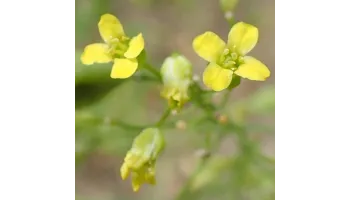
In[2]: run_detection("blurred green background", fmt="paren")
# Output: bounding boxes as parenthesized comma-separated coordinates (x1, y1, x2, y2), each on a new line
(75, 0, 275, 199)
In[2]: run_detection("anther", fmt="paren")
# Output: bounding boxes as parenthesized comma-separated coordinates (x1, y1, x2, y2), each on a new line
(223, 48, 230, 55)
(230, 53, 238, 60)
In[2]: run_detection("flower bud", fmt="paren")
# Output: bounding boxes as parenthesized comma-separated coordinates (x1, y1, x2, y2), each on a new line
(120, 127, 165, 191)
(216, 113, 228, 124)
(160, 54, 193, 109)
(220, 0, 238, 12)
(175, 120, 187, 130)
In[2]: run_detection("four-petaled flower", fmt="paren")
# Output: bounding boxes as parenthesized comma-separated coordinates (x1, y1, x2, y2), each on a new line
(193, 22, 270, 91)
(81, 13, 145, 79)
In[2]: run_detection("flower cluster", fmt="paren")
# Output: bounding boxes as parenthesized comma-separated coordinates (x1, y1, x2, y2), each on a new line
(80, 13, 270, 191)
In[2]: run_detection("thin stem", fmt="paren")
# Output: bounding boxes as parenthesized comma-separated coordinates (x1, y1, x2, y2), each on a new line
(132, 74, 159, 83)
(143, 63, 162, 82)
(75, 111, 174, 131)
(156, 107, 171, 127)
(75, 111, 151, 131)
(175, 159, 208, 200)
(190, 81, 216, 117)
(219, 89, 231, 109)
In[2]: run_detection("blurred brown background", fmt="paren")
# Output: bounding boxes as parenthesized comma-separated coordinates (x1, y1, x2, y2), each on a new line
(75, 0, 274, 199)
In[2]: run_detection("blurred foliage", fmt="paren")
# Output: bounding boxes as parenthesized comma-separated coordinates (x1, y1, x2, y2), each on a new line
(75, 0, 274, 199)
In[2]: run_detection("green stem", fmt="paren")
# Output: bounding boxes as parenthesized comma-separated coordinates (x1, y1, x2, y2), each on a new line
(156, 107, 171, 127)
(75, 111, 151, 131)
(175, 159, 208, 200)
(219, 89, 231, 109)
(190, 82, 216, 117)
(143, 63, 162, 82)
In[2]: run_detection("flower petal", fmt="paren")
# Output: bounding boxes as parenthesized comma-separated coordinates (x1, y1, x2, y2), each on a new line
(193, 32, 226, 62)
(120, 163, 131, 180)
(131, 176, 141, 192)
(203, 62, 233, 92)
(227, 22, 258, 55)
(110, 58, 138, 79)
(98, 13, 125, 43)
(81, 43, 112, 65)
(124, 33, 145, 58)
(234, 56, 270, 81)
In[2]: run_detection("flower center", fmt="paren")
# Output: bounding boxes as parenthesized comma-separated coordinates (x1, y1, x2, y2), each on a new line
(218, 48, 244, 69)
(107, 36, 130, 58)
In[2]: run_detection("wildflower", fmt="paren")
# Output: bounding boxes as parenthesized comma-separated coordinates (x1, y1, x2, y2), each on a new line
(193, 22, 270, 91)
(160, 54, 193, 109)
(81, 13, 145, 79)
(120, 128, 165, 191)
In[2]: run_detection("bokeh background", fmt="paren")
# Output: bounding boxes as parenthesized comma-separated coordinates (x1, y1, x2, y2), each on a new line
(75, 0, 275, 199)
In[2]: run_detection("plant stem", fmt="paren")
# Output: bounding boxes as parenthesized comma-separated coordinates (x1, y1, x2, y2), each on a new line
(219, 89, 231, 109)
(175, 159, 208, 200)
(143, 63, 162, 82)
(156, 107, 171, 127)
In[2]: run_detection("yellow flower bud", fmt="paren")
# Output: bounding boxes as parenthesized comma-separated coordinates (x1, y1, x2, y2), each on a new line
(160, 54, 193, 109)
(120, 127, 165, 191)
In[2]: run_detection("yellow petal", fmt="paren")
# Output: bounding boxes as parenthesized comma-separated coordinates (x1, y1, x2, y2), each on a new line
(145, 174, 156, 185)
(98, 13, 125, 43)
(110, 58, 138, 79)
(203, 62, 233, 92)
(227, 22, 258, 55)
(234, 56, 270, 81)
(132, 180, 141, 192)
(120, 163, 130, 180)
(124, 33, 145, 58)
(81, 43, 112, 65)
(192, 32, 226, 62)
(145, 166, 156, 185)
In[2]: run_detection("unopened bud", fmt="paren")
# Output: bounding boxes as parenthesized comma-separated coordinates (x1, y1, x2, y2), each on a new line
(220, 0, 238, 12)
(217, 114, 228, 124)
(160, 54, 193, 109)
(193, 74, 200, 82)
(171, 109, 178, 116)
(224, 11, 234, 21)
(176, 120, 187, 130)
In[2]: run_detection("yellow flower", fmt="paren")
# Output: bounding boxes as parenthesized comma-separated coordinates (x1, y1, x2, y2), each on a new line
(120, 128, 165, 192)
(81, 13, 145, 79)
(193, 22, 270, 91)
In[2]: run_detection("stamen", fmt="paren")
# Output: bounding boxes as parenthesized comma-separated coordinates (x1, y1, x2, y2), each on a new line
(223, 48, 230, 55)
(231, 53, 237, 60)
